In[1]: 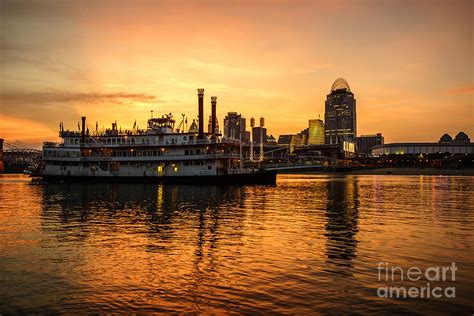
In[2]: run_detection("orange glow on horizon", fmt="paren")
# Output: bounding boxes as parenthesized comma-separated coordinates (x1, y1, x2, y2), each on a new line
(1, 0, 472, 146)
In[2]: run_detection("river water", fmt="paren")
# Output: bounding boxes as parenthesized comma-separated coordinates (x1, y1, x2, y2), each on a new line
(1, 174, 473, 314)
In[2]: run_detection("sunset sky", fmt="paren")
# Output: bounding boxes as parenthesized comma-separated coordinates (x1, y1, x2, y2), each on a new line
(1, 0, 472, 148)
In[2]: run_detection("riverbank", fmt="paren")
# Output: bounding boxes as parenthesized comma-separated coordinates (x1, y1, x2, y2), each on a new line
(344, 167, 474, 175)
(275, 166, 474, 176)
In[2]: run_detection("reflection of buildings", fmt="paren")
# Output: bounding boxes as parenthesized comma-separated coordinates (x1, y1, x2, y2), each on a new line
(324, 78, 357, 145)
(324, 177, 359, 272)
(39, 183, 248, 306)
(40, 183, 246, 244)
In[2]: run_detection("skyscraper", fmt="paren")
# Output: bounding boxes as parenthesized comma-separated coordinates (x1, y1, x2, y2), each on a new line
(223, 112, 247, 141)
(308, 119, 325, 145)
(252, 127, 267, 145)
(324, 78, 357, 144)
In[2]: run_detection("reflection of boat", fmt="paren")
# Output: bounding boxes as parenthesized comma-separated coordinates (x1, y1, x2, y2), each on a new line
(40, 89, 276, 185)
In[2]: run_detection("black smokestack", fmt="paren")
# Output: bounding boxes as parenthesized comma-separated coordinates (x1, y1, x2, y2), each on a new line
(81, 116, 86, 144)
(197, 88, 204, 139)
(211, 96, 217, 136)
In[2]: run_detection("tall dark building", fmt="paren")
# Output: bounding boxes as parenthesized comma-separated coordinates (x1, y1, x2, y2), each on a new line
(324, 78, 357, 144)
(356, 133, 384, 157)
(252, 127, 267, 144)
(223, 112, 247, 141)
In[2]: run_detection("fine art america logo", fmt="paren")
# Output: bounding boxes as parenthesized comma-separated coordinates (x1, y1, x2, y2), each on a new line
(377, 262, 457, 299)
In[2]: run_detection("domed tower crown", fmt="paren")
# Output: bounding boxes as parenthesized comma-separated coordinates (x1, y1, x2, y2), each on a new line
(454, 131, 470, 143)
(330, 77, 351, 93)
(439, 133, 453, 143)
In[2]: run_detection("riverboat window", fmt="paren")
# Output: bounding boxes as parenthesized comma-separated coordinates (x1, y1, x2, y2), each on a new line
(185, 149, 189, 155)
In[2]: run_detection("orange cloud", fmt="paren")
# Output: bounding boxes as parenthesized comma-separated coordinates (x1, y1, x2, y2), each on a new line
(0, 91, 156, 104)
(443, 85, 474, 96)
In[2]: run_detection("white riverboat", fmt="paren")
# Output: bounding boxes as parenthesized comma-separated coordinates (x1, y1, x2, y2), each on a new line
(40, 89, 276, 184)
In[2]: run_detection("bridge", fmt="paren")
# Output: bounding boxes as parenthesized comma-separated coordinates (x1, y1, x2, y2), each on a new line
(0, 139, 42, 173)
(1, 139, 42, 154)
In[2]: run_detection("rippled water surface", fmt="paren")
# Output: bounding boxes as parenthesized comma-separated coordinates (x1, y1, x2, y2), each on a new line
(1, 174, 473, 314)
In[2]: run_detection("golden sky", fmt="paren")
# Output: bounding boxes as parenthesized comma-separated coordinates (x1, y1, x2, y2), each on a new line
(1, 0, 473, 147)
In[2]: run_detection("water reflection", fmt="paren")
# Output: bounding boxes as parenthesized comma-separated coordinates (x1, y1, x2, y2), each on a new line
(41, 183, 246, 242)
(324, 176, 359, 272)
(2, 175, 473, 314)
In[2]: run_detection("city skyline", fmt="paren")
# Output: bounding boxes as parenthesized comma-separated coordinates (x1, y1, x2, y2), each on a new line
(1, 0, 473, 148)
